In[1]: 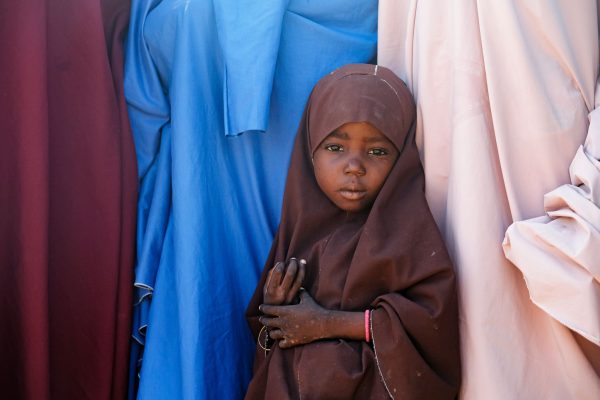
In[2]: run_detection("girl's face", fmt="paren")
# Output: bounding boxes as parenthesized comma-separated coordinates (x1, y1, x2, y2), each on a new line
(313, 122, 399, 212)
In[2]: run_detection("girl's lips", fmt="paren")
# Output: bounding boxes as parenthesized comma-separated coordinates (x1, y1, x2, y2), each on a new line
(338, 189, 367, 200)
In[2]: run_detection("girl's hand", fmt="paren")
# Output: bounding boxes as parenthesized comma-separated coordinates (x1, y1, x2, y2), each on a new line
(263, 258, 306, 305)
(259, 290, 328, 348)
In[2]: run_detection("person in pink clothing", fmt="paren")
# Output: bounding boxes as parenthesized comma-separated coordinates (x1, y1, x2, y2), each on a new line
(378, 0, 600, 398)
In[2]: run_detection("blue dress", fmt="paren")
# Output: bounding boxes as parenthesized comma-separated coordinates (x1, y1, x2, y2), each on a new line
(125, 1, 377, 398)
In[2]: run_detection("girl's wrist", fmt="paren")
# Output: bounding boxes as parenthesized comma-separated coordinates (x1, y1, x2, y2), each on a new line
(321, 310, 365, 341)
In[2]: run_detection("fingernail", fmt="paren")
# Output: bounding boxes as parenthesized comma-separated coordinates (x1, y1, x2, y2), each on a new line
(299, 259, 306, 265)
(259, 305, 263, 312)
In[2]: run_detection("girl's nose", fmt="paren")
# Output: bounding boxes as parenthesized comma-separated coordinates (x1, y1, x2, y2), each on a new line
(343, 156, 366, 176)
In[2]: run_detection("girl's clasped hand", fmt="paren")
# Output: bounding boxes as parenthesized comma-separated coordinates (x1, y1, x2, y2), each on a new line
(260, 257, 324, 349)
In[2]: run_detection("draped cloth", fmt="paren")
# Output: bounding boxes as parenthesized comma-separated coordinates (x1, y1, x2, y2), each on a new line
(503, 83, 600, 366)
(124, 1, 377, 398)
(0, 1, 136, 399)
(379, 0, 600, 398)
(245, 64, 460, 399)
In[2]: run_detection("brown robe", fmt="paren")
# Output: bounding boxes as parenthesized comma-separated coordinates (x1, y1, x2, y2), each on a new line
(246, 64, 460, 399)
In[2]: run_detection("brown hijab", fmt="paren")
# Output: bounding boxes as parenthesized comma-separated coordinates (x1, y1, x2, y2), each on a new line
(246, 64, 460, 399)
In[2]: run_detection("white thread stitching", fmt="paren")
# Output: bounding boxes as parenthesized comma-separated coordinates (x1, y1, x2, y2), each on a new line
(371, 311, 395, 399)
(297, 364, 303, 400)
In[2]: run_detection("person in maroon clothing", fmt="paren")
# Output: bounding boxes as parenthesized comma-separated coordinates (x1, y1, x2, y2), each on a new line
(0, 1, 136, 398)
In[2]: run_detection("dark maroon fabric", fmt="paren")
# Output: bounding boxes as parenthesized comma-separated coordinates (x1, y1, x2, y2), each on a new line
(0, 1, 136, 399)
(246, 64, 460, 399)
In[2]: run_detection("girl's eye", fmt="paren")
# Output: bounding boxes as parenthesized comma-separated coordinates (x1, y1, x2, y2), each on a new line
(325, 144, 343, 152)
(367, 148, 389, 156)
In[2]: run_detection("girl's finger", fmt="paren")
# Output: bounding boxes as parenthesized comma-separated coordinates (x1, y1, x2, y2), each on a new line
(280, 258, 298, 292)
(259, 316, 282, 329)
(267, 262, 284, 291)
(268, 329, 284, 340)
(263, 268, 275, 296)
(285, 259, 306, 304)
(259, 304, 285, 317)
(298, 288, 312, 303)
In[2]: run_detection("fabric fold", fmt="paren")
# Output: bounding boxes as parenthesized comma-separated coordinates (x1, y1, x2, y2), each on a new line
(214, 0, 290, 136)
(504, 100, 600, 345)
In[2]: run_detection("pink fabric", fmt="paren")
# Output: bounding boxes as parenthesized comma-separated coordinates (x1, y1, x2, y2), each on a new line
(378, 0, 600, 398)
(504, 101, 600, 346)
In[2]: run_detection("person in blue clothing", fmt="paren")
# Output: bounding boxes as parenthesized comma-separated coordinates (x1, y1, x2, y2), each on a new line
(124, 1, 378, 398)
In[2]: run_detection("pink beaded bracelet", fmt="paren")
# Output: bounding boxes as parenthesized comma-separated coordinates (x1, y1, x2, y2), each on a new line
(364, 309, 371, 342)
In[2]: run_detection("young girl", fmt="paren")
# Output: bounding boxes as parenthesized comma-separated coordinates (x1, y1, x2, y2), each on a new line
(245, 64, 460, 399)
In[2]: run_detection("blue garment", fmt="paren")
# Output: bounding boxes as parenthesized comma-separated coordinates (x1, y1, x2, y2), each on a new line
(125, 1, 377, 398)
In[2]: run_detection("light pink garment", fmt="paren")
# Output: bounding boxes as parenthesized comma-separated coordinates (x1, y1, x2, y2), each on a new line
(379, 0, 600, 398)
(504, 99, 600, 347)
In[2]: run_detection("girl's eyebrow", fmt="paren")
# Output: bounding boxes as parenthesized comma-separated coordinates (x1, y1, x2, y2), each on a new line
(329, 130, 349, 140)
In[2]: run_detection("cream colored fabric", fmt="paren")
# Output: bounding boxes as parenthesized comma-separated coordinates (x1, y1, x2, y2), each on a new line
(504, 100, 600, 347)
(379, 0, 600, 398)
